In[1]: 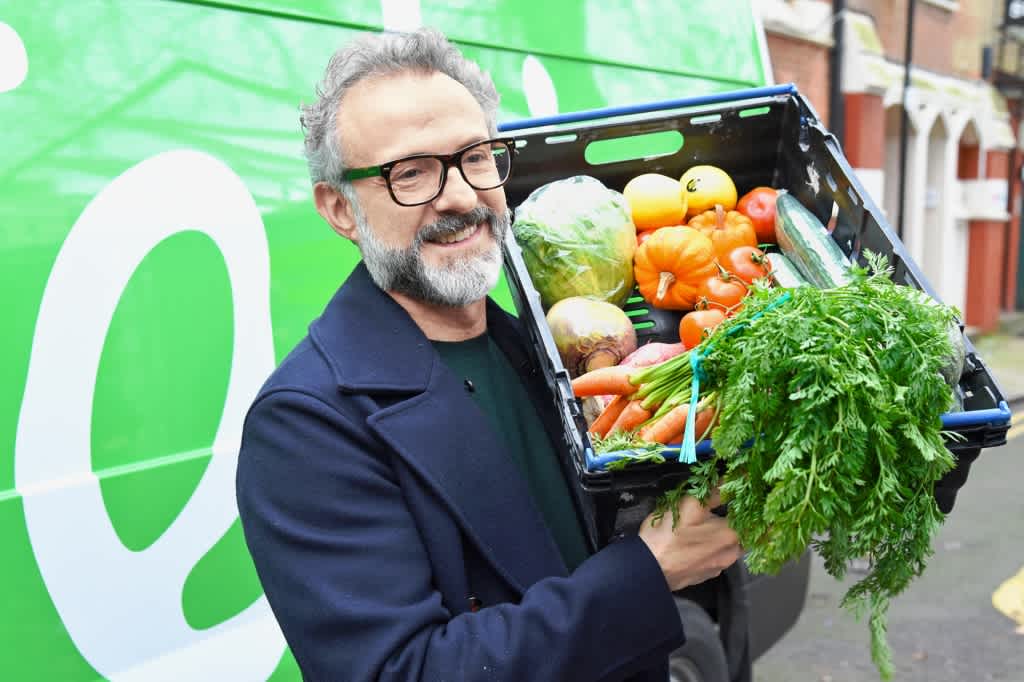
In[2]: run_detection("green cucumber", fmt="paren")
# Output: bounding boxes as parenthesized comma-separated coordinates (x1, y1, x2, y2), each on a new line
(774, 192, 852, 289)
(766, 252, 810, 288)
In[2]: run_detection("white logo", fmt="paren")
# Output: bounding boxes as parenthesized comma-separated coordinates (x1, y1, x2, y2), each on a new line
(522, 55, 559, 118)
(15, 150, 282, 680)
(0, 21, 28, 92)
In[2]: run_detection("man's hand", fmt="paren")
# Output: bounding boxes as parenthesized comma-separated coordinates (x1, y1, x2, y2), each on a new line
(638, 488, 743, 592)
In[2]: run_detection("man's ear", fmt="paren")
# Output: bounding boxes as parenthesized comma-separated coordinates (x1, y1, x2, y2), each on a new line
(313, 182, 359, 242)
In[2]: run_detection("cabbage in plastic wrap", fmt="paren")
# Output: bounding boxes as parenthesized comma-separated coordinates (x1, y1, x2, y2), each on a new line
(512, 175, 637, 309)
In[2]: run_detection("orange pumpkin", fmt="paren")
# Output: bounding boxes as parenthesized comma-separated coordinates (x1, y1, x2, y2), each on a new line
(688, 204, 758, 262)
(633, 226, 717, 310)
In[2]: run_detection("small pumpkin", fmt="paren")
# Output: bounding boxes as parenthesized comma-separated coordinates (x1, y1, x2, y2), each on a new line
(633, 226, 717, 310)
(688, 204, 758, 262)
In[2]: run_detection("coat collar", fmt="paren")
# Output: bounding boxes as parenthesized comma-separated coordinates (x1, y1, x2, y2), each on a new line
(310, 263, 536, 395)
(308, 262, 577, 592)
(309, 263, 434, 394)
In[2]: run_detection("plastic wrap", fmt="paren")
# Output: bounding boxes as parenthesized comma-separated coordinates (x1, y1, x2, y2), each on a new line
(512, 175, 637, 309)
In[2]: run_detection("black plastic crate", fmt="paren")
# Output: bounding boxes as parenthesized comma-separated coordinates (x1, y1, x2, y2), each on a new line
(498, 85, 1012, 539)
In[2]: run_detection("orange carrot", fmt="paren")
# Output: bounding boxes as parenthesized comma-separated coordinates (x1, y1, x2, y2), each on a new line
(641, 404, 691, 444)
(642, 404, 720, 445)
(607, 399, 653, 435)
(588, 395, 629, 438)
(571, 366, 638, 397)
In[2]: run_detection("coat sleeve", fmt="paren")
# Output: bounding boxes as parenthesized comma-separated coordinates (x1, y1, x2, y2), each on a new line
(236, 388, 684, 682)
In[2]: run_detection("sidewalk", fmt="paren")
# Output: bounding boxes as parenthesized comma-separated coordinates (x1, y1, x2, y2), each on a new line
(967, 314, 1024, 405)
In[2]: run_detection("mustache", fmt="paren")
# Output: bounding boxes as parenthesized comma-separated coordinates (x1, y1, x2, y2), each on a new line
(417, 206, 500, 243)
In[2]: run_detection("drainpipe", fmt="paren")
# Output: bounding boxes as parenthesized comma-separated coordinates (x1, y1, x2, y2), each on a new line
(830, 0, 845, 148)
(896, 0, 917, 240)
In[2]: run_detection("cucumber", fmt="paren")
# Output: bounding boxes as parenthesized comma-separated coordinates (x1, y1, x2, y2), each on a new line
(766, 252, 810, 288)
(774, 192, 852, 289)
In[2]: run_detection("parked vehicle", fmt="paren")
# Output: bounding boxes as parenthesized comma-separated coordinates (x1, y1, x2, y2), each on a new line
(0, 2, 807, 680)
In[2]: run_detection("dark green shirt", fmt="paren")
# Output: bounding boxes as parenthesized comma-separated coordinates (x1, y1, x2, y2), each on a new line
(432, 333, 591, 572)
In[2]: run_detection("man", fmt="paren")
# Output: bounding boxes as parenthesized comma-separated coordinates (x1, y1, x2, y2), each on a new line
(236, 27, 742, 681)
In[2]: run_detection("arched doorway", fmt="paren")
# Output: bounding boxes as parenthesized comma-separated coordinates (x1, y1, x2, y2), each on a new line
(921, 116, 958, 309)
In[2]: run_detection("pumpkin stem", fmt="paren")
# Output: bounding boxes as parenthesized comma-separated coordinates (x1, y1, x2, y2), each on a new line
(656, 271, 676, 302)
(714, 203, 726, 229)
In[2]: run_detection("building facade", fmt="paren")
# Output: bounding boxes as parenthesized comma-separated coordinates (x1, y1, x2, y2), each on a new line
(756, 0, 1023, 332)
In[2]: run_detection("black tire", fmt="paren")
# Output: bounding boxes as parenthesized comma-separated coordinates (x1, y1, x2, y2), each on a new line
(668, 598, 730, 682)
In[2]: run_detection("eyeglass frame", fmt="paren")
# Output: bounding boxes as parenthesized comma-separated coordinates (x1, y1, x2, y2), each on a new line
(340, 137, 518, 207)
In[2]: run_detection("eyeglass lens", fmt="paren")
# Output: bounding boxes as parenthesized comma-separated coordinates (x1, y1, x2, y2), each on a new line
(388, 141, 511, 204)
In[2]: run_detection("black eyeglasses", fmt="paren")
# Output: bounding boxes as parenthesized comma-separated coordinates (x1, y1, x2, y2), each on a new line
(341, 138, 517, 207)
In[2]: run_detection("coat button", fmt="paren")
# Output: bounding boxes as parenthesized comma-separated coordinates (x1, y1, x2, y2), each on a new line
(467, 596, 482, 612)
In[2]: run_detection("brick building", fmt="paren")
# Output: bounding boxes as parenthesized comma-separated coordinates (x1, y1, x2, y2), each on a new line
(755, 0, 1023, 333)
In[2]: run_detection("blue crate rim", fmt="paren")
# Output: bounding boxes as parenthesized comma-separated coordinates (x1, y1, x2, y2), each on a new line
(585, 400, 1012, 473)
(498, 83, 798, 133)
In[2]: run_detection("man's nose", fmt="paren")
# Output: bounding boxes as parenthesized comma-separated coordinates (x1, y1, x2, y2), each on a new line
(433, 166, 479, 213)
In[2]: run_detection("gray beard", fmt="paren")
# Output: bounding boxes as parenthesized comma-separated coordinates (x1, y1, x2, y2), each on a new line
(355, 205, 509, 307)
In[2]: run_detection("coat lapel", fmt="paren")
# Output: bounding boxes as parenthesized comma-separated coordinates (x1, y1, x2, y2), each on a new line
(310, 265, 568, 594)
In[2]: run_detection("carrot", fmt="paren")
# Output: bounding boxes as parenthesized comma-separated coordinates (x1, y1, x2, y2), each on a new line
(640, 404, 691, 444)
(571, 366, 638, 397)
(607, 399, 653, 435)
(642, 404, 720, 445)
(588, 395, 629, 438)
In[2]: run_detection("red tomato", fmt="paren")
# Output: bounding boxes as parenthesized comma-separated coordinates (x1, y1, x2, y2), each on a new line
(695, 272, 748, 311)
(678, 308, 726, 349)
(637, 230, 657, 246)
(736, 187, 778, 243)
(722, 245, 771, 285)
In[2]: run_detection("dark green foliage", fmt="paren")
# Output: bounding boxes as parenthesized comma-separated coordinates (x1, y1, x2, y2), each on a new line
(676, 252, 957, 680)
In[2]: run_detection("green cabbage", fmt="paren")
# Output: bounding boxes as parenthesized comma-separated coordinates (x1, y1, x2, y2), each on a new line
(512, 175, 637, 309)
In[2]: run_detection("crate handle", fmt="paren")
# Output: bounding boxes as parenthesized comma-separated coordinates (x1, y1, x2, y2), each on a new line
(498, 84, 798, 132)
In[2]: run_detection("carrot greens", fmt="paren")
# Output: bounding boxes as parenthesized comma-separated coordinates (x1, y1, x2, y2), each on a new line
(675, 251, 958, 680)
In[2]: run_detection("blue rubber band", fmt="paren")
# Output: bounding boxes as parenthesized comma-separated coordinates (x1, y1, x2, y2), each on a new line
(679, 349, 707, 464)
(678, 291, 793, 465)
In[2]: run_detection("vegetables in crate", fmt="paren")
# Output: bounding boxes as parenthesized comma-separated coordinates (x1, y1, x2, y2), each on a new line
(622, 173, 688, 231)
(546, 297, 637, 378)
(512, 175, 637, 309)
(736, 186, 778, 243)
(633, 226, 717, 310)
(570, 252, 962, 680)
(679, 252, 959, 680)
(687, 204, 758, 262)
(680, 165, 737, 217)
(774, 191, 852, 288)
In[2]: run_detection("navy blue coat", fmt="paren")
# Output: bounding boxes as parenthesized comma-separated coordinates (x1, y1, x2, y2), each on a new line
(236, 264, 684, 681)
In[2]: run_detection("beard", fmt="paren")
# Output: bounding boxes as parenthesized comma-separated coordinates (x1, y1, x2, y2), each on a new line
(354, 204, 510, 308)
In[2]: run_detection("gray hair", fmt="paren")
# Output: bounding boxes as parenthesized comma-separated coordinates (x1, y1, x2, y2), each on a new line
(300, 27, 501, 188)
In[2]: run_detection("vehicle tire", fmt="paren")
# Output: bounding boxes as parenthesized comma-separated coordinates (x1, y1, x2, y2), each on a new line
(668, 598, 730, 682)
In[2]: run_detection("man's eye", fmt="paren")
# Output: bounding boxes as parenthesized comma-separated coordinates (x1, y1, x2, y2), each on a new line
(393, 168, 423, 182)
(464, 151, 490, 164)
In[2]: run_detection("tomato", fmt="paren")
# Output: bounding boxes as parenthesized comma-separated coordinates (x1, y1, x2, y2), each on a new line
(722, 245, 771, 285)
(678, 308, 726, 349)
(695, 272, 748, 311)
(637, 229, 657, 246)
(736, 186, 778, 243)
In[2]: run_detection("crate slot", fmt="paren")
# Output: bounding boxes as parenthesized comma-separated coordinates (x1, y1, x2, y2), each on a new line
(739, 105, 771, 118)
(583, 130, 684, 166)
(545, 133, 578, 145)
(690, 113, 722, 125)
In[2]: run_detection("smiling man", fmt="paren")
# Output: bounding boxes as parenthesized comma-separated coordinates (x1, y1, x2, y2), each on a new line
(235, 27, 742, 682)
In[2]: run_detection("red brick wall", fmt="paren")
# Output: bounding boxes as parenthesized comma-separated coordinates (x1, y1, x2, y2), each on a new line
(765, 32, 830, 126)
(846, 0, 957, 73)
(966, 150, 1012, 329)
(842, 93, 884, 168)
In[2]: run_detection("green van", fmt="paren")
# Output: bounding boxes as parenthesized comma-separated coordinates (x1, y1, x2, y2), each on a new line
(1, 2, 808, 679)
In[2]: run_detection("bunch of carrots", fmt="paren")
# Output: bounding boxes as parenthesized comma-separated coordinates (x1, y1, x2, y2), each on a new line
(572, 349, 720, 446)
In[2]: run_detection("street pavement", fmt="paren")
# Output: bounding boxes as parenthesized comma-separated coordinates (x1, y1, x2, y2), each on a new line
(752, 328, 1024, 682)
